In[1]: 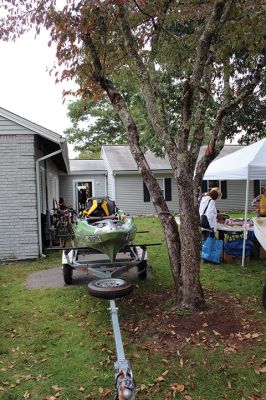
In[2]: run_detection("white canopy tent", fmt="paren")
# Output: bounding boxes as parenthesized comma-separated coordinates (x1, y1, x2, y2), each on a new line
(204, 138, 266, 266)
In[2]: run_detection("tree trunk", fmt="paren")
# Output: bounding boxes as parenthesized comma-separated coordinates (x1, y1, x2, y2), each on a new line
(176, 171, 204, 309)
(157, 211, 181, 291)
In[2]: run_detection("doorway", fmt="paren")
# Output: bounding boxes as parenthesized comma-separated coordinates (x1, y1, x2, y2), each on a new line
(76, 181, 93, 212)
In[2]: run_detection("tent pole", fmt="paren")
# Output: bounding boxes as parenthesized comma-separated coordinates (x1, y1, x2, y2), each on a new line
(241, 179, 249, 267)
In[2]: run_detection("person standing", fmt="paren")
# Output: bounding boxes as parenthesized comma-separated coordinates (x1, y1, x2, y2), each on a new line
(199, 189, 219, 241)
(252, 186, 266, 217)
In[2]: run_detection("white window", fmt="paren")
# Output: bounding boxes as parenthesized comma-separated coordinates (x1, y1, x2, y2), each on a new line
(207, 180, 220, 192)
(156, 178, 165, 198)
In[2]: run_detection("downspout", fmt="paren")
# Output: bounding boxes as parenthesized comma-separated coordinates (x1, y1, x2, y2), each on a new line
(113, 172, 116, 203)
(105, 173, 108, 197)
(36, 148, 63, 257)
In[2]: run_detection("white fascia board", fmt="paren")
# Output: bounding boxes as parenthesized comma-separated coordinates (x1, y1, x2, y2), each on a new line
(101, 147, 114, 173)
(113, 169, 173, 175)
(60, 138, 70, 173)
(68, 171, 107, 176)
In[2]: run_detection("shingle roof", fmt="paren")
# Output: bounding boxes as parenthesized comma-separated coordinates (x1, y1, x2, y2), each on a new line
(102, 145, 171, 171)
(69, 159, 106, 173)
(102, 144, 244, 172)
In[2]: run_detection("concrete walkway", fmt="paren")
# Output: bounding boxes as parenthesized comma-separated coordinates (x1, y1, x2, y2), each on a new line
(26, 265, 151, 290)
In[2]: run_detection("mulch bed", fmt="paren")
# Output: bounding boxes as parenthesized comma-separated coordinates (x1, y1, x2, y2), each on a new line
(120, 288, 263, 355)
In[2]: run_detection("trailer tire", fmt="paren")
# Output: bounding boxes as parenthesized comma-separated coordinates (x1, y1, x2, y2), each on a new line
(88, 278, 133, 299)
(63, 264, 73, 285)
(263, 283, 266, 310)
(138, 260, 148, 280)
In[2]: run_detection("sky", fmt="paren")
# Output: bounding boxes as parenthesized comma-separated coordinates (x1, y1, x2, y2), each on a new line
(0, 31, 77, 157)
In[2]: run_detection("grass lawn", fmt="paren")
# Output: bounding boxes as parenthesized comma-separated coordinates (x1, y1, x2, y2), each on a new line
(0, 217, 265, 400)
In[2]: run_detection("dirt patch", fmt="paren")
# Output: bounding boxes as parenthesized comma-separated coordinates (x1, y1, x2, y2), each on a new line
(120, 288, 263, 355)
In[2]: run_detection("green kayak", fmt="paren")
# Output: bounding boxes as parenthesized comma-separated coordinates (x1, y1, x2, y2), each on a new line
(73, 214, 137, 262)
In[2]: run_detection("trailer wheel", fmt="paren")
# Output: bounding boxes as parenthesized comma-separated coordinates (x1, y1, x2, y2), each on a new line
(63, 264, 73, 285)
(263, 283, 266, 310)
(88, 278, 133, 299)
(138, 260, 148, 280)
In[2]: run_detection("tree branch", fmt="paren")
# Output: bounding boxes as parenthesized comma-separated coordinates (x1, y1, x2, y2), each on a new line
(193, 54, 265, 188)
(118, 3, 178, 168)
(83, 32, 173, 217)
(189, 59, 212, 165)
(149, 0, 173, 64)
(209, 55, 265, 150)
(191, 0, 229, 94)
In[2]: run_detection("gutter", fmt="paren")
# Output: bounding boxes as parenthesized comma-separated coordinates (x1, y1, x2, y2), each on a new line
(36, 139, 65, 257)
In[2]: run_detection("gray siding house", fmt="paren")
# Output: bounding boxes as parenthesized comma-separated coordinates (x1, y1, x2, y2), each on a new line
(59, 159, 107, 211)
(0, 107, 69, 261)
(101, 145, 263, 215)
(1, 107, 264, 261)
(101, 145, 178, 215)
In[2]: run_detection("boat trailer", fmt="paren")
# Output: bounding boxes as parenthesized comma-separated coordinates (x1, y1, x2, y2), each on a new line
(49, 242, 160, 399)
(60, 244, 159, 285)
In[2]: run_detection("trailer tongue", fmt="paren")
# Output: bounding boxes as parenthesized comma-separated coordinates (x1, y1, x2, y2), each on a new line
(109, 299, 135, 400)
(87, 278, 136, 400)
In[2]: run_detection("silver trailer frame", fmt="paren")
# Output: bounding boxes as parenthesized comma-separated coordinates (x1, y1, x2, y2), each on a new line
(62, 244, 148, 279)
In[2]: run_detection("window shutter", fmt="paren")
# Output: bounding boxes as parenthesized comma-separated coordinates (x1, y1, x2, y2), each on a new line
(143, 182, 150, 202)
(254, 180, 260, 197)
(201, 180, 208, 193)
(221, 180, 227, 199)
(165, 178, 172, 201)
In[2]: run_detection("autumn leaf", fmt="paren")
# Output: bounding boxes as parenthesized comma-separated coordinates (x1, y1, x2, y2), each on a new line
(155, 375, 165, 382)
(100, 388, 112, 397)
(255, 366, 266, 374)
(171, 383, 185, 393)
(23, 391, 31, 399)
(51, 385, 63, 392)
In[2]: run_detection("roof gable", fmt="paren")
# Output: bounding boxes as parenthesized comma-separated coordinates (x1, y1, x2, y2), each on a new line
(0, 107, 69, 173)
(0, 106, 62, 144)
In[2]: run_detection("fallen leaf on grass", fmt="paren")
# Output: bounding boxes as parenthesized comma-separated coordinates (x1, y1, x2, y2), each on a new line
(51, 385, 63, 392)
(170, 383, 185, 393)
(23, 391, 31, 399)
(139, 384, 146, 391)
(155, 375, 165, 382)
(99, 387, 112, 397)
(255, 366, 266, 374)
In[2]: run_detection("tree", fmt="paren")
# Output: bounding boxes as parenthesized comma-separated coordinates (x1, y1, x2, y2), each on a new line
(65, 98, 127, 158)
(1, 0, 265, 309)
